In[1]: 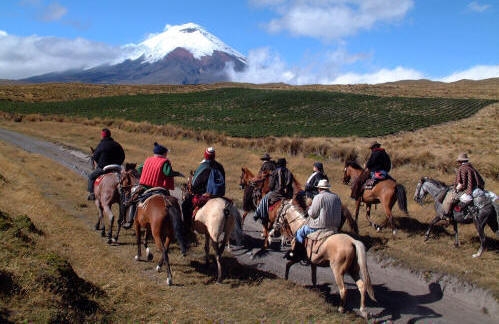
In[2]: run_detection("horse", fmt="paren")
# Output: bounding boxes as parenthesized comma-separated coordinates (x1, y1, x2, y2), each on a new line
(181, 173, 244, 283)
(343, 159, 408, 233)
(413, 176, 498, 258)
(240, 167, 271, 224)
(92, 163, 132, 244)
(275, 198, 376, 318)
(132, 191, 187, 285)
(261, 180, 359, 250)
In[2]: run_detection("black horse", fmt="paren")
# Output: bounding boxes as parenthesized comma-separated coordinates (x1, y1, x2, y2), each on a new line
(413, 177, 498, 258)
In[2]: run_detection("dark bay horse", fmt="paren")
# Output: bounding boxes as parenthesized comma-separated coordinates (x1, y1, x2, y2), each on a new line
(181, 173, 243, 283)
(276, 198, 376, 318)
(133, 192, 187, 285)
(240, 167, 271, 224)
(414, 177, 498, 258)
(343, 160, 408, 233)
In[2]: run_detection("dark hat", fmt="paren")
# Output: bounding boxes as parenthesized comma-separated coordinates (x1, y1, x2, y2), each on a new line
(313, 161, 324, 171)
(369, 141, 381, 149)
(101, 128, 111, 138)
(153, 142, 168, 155)
(260, 153, 271, 161)
(277, 158, 286, 167)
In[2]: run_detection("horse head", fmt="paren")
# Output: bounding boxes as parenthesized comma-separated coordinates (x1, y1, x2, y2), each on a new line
(180, 170, 194, 200)
(239, 167, 255, 190)
(343, 160, 362, 185)
(413, 177, 428, 205)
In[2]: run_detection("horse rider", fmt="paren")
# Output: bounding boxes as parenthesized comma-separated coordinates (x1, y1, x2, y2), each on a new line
(257, 152, 276, 178)
(253, 158, 295, 224)
(87, 128, 125, 201)
(286, 179, 343, 261)
(183, 147, 226, 221)
(350, 141, 391, 200)
(304, 161, 328, 199)
(123, 142, 183, 229)
(442, 152, 485, 219)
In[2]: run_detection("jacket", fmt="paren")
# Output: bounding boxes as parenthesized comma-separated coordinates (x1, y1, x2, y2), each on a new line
(366, 148, 391, 172)
(455, 162, 485, 195)
(92, 137, 125, 169)
(139, 156, 175, 190)
(191, 159, 225, 195)
(307, 190, 342, 230)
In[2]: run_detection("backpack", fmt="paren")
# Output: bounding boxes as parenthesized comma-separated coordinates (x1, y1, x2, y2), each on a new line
(206, 167, 225, 196)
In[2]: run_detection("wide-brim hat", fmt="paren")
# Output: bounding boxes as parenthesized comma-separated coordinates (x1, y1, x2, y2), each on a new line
(316, 179, 331, 189)
(456, 152, 469, 162)
(260, 153, 271, 161)
(369, 141, 381, 149)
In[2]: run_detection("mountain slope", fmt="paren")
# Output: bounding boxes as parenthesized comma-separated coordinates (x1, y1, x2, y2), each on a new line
(22, 23, 247, 85)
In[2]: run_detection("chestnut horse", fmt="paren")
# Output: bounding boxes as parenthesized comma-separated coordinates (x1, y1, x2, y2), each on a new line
(343, 160, 408, 233)
(133, 192, 187, 285)
(181, 174, 243, 283)
(240, 167, 271, 224)
(276, 198, 376, 318)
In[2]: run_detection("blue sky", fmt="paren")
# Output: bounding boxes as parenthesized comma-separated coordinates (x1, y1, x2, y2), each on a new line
(0, 0, 498, 84)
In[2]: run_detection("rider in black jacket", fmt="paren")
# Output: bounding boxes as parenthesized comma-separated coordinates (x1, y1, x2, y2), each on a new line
(87, 128, 125, 200)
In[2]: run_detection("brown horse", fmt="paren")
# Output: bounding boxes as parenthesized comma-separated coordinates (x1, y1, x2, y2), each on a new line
(240, 167, 271, 224)
(93, 164, 129, 244)
(343, 160, 408, 233)
(277, 198, 376, 318)
(181, 174, 243, 282)
(133, 192, 187, 286)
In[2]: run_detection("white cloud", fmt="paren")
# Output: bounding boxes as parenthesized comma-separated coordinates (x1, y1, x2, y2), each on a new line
(0, 33, 120, 79)
(467, 1, 491, 12)
(257, 0, 414, 41)
(440, 65, 499, 82)
(228, 47, 424, 85)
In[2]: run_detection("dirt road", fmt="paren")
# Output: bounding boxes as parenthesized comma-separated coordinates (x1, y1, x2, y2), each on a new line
(0, 126, 497, 323)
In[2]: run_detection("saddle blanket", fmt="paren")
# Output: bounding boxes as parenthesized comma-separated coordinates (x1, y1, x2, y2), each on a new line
(307, 228, 337, 241)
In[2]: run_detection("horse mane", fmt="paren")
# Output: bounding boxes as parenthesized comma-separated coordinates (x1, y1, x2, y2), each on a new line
(425, 177, 448, 187)
(345, 159, 363, 170)
(242, 167, 255, 178)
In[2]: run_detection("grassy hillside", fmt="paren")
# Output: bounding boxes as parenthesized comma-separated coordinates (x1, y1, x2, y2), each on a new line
(0, 87, 496, 138)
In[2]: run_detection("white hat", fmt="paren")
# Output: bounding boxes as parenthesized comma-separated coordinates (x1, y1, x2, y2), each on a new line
(456, 152, 469, 162)
(316, 179, 331, 189)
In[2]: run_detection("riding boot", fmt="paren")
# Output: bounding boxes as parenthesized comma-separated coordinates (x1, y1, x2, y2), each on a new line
(285, 239, 306, 262)
(87, 192, 95, 201)
(122, 203, 137, 229)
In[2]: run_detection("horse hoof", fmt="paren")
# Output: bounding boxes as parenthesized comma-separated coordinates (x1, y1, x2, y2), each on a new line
(156, 265, 161, 272)
(424, 236, 430, 242)
(134, 255, 140, 261)
(166, 278, 172, 285)
(392, 229, 397, 235)
(106, 238, 112, 244)
(111, 237, 118, 243)
(338, 306, 345, 314)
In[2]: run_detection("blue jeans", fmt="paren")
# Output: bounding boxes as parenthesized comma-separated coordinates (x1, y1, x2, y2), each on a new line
(254, 192, 270, 222)
(296, 225, 317, 243)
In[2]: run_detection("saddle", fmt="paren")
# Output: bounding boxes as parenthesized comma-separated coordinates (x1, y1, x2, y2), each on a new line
(192, 194, 232, 220)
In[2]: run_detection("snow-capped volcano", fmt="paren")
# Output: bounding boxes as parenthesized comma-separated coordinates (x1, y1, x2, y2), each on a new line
(121, 23, 246, 64)
(23, 23, 247, 85)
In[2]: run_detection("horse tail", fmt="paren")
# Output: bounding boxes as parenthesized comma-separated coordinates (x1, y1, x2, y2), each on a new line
(396, 184, 408, 215)
(342, 205, 359, 234)
(227, 202, 243, 246)
(352, 238, 376, 302)
(170, 200, 187, 256)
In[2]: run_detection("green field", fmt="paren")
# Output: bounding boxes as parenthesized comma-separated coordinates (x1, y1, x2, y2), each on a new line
(0, 88, 496, 137)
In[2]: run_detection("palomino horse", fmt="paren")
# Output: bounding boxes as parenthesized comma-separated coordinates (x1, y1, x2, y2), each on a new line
(276, 198, 376, 318)
(343, 160, 408, 233)
(92, 163, 131, 244)
(181, 174, 244, 283)
(414, 177, 498, 258)
(240, 167, 271, 224)
(133, 192, 187, 285)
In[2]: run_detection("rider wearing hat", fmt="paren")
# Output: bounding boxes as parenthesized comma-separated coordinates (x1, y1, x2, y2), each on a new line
(258, 152, 276, 178)
(122, 142, 183, 229)
(350, 141, 391, 199)
(286, 179, 343, 261)
(254, 157, 294, 224)
(87, 128, 125, 201)
(442, 152, 485, 218)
